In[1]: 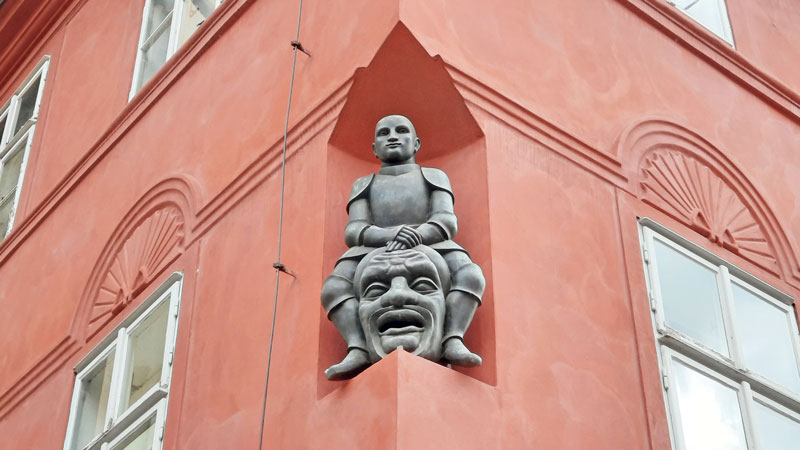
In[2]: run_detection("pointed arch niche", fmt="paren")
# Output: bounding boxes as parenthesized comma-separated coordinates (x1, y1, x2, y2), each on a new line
(318, 22, 496, 395)
(619, 118, 800, 287)
(71, 176, 201, 342)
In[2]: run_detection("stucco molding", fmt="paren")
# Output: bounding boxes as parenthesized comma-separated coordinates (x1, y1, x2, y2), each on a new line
(0, 336, 79, 420)
(72, 176, 200, 342)
(445, 64, 627, 186)
(0, 0, 253, 268)
(191, 77, 351, 241)
(0, 0, 81, 94)
(617, 0, 800, 121)
(619, 118, 800, 285)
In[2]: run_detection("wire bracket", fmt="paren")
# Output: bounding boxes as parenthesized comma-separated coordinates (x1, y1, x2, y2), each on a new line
(290, 40, 311, 57)
(273, 261, 296, 277)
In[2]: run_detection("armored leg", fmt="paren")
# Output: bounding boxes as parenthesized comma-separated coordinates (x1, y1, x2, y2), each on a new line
(442, 252, 485, 367)
(321, 259, 370, 380)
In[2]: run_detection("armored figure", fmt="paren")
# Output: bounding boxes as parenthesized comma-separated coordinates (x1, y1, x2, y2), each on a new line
(321, 115, 485, 380)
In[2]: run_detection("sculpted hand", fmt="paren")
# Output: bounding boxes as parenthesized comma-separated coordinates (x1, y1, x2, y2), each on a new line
(386, 225, 422, 252)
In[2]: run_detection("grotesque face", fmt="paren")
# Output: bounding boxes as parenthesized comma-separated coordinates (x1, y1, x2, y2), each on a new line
(372, 115, 421, 165)
(356, 248, 448, 362)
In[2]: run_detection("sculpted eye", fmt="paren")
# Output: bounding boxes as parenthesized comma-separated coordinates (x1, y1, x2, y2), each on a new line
(396, 126, 409, 133)
(411, 278, 438, 293)
(377, 128, 389, 136)
(362, 282, 388, 298)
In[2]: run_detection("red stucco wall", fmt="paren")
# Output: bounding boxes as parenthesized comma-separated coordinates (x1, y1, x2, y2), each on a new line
(1, 1, 799, 449)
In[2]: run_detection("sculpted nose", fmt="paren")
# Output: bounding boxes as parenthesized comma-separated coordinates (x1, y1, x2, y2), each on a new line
(380, 277, 418, 308)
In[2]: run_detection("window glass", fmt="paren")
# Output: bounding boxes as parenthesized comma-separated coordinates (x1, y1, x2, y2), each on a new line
(110, 415, 157, 450)
(669, 0, 732, 44)
(122, 300, 169, 411)
(731, 283, 800, 394)
(0, 196, 14, 236)
(13, 77, 40, 136)
(753, 400, 800, 450)
(682, 0, 727, 37)
(74, 350, 116, 449)
(138, 25, 172, 92)
(0, 148, 24, 200)
(177, 0, 215, 45)
(132, 0, 220, 98)
(144, 0, 174, 38)
(653, 239, 728, 355)
(672, 358, 748, 450)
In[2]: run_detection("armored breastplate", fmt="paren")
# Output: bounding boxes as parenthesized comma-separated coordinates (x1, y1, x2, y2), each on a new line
(369, 168, 430, 228)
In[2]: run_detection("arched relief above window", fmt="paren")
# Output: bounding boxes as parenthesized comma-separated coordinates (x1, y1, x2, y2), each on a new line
(72, 176, 200, 342)
(618, 118, 800, 285)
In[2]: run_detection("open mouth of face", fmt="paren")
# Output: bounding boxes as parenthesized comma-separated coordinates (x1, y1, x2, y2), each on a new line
(377, 309, 425, 335)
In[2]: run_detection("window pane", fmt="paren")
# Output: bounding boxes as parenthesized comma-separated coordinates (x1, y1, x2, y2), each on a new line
(0, 147, 25, 200)
(654, 240, 729, 355)
(74, 349, 116, 449)
(671, 0, 730, 41)
(110, 414, 156, 450)
(13, 77, 40, 136)
(177, 0, 216, 45)
(122, 300, 169, 411)
(0, 195, 15, 237)
(684, 0, 727, 37)
(731, 283, 800, 394)
(138, 24, 171, 91)
(144, 0, 174, 38)
(672, 358, 748, 450)
(753, 400, 800, 450)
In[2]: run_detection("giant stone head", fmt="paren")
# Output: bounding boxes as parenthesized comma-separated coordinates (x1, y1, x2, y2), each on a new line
(354, 246, 450, 363)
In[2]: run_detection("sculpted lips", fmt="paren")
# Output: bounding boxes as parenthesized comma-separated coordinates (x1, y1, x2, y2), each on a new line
(377, 309, 425, 335)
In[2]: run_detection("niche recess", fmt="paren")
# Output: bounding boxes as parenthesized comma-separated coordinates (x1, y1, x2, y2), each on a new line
(318, 23, 496, 396)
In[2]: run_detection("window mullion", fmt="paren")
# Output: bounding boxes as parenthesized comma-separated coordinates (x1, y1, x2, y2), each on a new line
(106, 329, 130, 429)
(740, 382, 762, 450)
(719, 265, 745, 370)
(4, 96, 20, 147)
(167, 0, 184, 57)
(660, 347, 688, 450)
(642, 229, 668, 334)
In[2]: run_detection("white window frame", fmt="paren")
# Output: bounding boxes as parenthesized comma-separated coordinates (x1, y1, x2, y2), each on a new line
(129, 0, 224, 99)
(666, 0, 735, 46)
(63, 273, 183, 450)
(640, 219, 800, 450)
(0, 56, 50, 239)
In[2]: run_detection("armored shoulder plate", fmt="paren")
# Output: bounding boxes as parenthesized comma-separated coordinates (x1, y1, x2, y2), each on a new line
(346, 174, 374, 212)
(421, 167, 454, 202)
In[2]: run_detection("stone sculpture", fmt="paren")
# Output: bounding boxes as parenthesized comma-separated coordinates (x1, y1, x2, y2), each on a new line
(321, 115, 485, 380)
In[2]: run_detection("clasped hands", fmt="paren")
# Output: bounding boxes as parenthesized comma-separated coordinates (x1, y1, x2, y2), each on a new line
(386, 225, 422, 252)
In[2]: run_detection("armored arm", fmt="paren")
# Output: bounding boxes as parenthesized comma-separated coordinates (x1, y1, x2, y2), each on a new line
(416, 190, 457, 244)
(344, 198, 399, 247)
(415, 168, 458, 244)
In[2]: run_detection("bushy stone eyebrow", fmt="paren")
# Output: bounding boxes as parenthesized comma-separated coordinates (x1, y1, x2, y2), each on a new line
(358, 252, 440, 292)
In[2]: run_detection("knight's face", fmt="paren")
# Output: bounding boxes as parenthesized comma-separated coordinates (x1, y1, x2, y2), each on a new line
(372, 115, 420, 165)
(357, 249, 445, 362)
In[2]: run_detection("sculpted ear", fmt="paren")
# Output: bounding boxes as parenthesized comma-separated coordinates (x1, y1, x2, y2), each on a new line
(414, 137, 421, 153)
(373, 142, 378, 158)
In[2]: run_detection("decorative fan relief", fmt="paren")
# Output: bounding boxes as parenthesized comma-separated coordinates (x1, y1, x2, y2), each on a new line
(639, 150, 777, 270)
(88, 207, 185, 336)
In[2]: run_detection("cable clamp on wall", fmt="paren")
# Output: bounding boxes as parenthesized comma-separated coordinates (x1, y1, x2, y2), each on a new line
(290, 40, 311, 57)
(273, 261, 296, 277)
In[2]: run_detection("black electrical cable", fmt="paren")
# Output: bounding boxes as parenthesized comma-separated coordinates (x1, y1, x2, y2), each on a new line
(257, 0, 303, 448)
